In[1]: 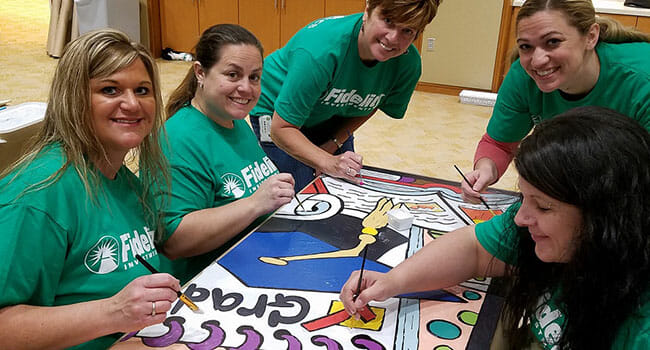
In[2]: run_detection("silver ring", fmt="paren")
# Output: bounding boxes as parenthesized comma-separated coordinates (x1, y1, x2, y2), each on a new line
(151, 301, 156, 316)
(346, 167, 352, 176)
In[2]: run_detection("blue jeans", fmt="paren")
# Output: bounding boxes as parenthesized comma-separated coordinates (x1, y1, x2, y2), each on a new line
(250, 115, 354, 191)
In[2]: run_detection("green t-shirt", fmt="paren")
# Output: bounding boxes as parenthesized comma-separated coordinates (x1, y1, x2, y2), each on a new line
(488, 41, 650, 142)
(0, 144, 161, 350)
(158, 106, 279, 283)
(475, 204, 650, 349)
(250, 13, 421, 128)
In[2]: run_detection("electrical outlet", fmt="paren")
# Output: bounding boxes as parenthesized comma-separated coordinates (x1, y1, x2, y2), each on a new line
(427, 37, 435, 51)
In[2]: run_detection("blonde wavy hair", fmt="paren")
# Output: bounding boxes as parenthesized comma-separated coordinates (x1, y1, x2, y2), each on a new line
(2, 29, 169, 229)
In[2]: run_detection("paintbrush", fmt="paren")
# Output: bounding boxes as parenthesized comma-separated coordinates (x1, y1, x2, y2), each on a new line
(353, 246, 369, 302)
(345, 129, 365, 184)
(135, 254, 201, 312)
(453, 165, 497, 217)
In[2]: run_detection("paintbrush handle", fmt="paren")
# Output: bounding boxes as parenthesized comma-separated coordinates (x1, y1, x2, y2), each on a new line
(135, 254, 158, 274)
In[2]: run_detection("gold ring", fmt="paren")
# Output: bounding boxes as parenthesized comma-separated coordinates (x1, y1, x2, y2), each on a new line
(151, 301, 156, 316)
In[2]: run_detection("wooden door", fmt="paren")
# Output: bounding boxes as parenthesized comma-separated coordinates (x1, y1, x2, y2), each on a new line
(599, 13, 638, 28)
(160, 0, 199, 53)
(636, 16, 650, 34)
(198, 0, 239, 35)
(325, 0, 365, 17)
(239, 0, 281, 55)
(280, 0, 324, 48)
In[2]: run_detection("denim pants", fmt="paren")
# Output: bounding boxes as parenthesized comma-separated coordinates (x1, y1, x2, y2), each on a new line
(250, 115, 354, 191)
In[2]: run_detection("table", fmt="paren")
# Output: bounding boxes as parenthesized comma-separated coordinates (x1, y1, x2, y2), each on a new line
(116, 166, 519, 349)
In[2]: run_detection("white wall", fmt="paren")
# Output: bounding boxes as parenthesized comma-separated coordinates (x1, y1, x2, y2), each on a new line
(420, 0, 503, 90)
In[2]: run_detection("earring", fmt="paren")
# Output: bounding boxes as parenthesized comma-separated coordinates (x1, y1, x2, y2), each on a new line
(199, 81, 204, 89)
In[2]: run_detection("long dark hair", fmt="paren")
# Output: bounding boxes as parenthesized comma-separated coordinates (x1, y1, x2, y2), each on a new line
(502, 106, 650, 349)
(166, 24, 263, 118)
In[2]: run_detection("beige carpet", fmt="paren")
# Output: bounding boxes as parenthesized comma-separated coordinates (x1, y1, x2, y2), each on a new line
(0, 0, 518, 192)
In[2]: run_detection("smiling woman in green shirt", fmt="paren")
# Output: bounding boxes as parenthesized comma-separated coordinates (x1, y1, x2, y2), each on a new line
(461, 0, 650, 204)
(341, 107, 650, 350)
(0, 30, 180, 349)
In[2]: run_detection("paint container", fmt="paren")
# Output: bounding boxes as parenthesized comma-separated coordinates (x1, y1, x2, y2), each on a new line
(387, 207, 414, 231)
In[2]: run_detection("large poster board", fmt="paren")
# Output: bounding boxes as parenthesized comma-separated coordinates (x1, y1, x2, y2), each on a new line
(121, 166, 519, 349)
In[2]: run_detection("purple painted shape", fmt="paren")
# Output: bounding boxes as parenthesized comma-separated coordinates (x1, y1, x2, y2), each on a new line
(120, 331, 137, 342)
(351, 335, 385, 350)
(233, 326, 263, 350)
(399, 176, 415, 183)
(274, 329, 303, 350)
(142, 317, 185, 347)
(311, 335, 342, 350)
(187, 320, 225, 350)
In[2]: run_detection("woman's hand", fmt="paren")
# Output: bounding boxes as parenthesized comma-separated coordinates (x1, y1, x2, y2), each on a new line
(104, 274, 180, 333)
(340, 270, 396, 319)
(250, 173, 295, 214)
(461, 159, 498, 204)
(324, 151, 364, 184)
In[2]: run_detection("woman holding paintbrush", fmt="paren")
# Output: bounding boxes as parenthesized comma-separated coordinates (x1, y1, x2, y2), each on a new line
(462, 0, 650, 204)
(249, 0, 443, 191)
(341, 106, 650, 349)
(157, 24, 295, 285)
(0, 30, 181, 349)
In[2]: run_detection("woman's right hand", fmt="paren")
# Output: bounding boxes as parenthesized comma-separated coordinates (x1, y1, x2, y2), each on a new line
(105, 274, 180, 333)
(461, 159, 498, 204)
(340, 270, 395, 319)
(251, 173, 295, 214)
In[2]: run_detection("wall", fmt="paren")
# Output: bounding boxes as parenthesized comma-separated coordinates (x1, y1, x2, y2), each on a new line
(420, 0, 502, 90)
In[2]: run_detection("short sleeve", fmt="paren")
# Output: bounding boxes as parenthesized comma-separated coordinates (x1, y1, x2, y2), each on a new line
(487, 61, 535, 143)
(0, 204, 67, 307)
(159, 164, 215, 241)
(474, 202, 521, 266)
(274, 49, 332, 127)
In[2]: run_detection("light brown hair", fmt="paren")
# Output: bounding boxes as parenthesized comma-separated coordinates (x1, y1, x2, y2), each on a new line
(517, 0, 650, 43)
(2, 29, 168, 228)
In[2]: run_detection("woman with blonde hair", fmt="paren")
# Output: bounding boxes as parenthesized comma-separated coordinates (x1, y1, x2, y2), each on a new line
(0, 29, 180, 349)
(462, 0, 650, 203)
(250, 0, 443, 190)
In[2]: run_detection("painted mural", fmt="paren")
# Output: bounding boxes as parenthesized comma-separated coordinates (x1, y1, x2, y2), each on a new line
(121, 166, 519, 349)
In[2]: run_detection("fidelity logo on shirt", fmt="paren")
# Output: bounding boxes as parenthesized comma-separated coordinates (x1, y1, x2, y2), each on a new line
(532, 292, 565, 350)
(320, 88, 385, 110)
(84, 226, 157, 274)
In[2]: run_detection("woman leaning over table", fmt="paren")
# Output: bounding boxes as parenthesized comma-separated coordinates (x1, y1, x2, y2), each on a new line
(342, 106, 650, 349)
(250, 0, 442, 191)
(0, 29, 180, 349)
(157, 24, 295, 284)
(462, 0, 650, 203)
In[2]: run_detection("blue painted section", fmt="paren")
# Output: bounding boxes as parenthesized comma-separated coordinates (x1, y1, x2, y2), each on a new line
(219, 231, 391, 293)
(399, 290, 465, 303)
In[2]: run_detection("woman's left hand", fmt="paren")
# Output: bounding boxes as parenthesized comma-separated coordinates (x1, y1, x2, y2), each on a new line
(325, 151, 363, 184)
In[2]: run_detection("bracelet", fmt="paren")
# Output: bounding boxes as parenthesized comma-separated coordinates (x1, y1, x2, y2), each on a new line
(331, 137, 343, 149)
